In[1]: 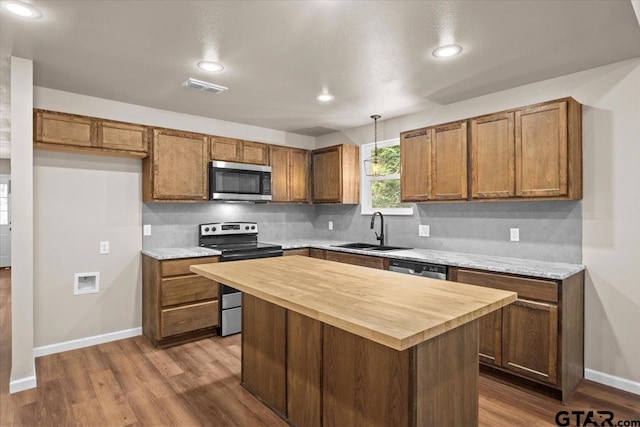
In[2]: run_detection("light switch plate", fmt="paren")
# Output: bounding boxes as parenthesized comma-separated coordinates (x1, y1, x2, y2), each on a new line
(510, 228, 520, 242)
(143, 224, 151, 236)
(419, 224, 430, 237)
(99, 241, 110, 254)
(328, 221, 334, 231)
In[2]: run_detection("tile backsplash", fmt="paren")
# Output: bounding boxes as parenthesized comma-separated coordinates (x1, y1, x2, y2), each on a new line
(143, 200, 582, 264)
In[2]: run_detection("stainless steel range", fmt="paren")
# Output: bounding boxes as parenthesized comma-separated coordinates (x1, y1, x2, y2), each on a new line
(198, 222, 282, 336)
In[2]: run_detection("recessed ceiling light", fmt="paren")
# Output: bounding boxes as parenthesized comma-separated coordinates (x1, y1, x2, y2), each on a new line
(316, 93, 335, 102)
(433, 44, 463, 58)
(197, 61, 224, 72)
(3, 1, 42, 18)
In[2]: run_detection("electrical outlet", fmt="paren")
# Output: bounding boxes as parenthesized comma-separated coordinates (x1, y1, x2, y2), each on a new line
(419, 224, 430, 237)
(99, 241, 110, 255)
(143, 224, 151, 236)
(328, 221, 334, 231)
(510, 228, 520, 242)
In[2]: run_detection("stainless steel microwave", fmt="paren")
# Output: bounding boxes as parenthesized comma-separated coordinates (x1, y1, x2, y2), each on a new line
(209, 161, 272, 201)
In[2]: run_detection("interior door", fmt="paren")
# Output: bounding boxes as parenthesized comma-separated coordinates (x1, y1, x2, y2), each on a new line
(0, 175, 10, 268)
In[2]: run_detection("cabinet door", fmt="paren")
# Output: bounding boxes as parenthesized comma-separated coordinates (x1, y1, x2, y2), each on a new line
(502, 299, 558, 385)
(98, 120, 148, 153)
(36, 111, 94, 147)
(470, 112, 515, 199)
(242, 141, 269, 165)
(270, 145, 290, 202)
(478, 310, 502, 366)
(400, 129, 431, 201)
(290, 148, 309, 202)
(210, 136, 241, 162)
(515, 101, 568, 197)
(431, 121, 468, 200)
(312, 146, 341, 203)
(152, 129, 208, 200)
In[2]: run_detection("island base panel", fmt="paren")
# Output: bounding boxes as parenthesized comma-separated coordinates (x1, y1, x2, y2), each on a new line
(242, 294, 481, 427)
(241, 294, 287, 417)
(416, 319, 479, 426)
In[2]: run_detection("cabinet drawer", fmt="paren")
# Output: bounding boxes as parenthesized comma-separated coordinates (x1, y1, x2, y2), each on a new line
(161, 275, 218, 307)
(161, 300, 218, 337)
(326, 251, 386, 270)
(161, 256, 219, 277)
(456, 269, 558, 303)
(283, 248, 310, 257)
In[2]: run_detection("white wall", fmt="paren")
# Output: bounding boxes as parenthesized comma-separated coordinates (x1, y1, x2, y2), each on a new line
(33, 152, 142, 347)
(318, 58, 640, 389)
(10, 57, 35, 393)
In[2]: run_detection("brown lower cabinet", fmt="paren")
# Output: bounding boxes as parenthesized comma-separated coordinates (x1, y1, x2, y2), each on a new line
(449, 267, 584, 401)
(142, 255, 220, 347)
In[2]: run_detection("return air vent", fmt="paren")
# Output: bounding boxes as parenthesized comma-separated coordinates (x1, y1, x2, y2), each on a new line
(182, 78, 228, 94)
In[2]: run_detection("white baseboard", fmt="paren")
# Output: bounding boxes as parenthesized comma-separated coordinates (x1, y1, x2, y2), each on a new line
(585, 368, 640, 396)
(10, 360, 37, 394)
(33, 327, 142, 358)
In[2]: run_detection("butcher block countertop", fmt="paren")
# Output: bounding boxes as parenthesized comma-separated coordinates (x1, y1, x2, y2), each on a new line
(191, 256, 517, 351)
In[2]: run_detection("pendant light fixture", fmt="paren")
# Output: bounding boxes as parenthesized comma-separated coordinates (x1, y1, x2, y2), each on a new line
(364, 114, 386, 177)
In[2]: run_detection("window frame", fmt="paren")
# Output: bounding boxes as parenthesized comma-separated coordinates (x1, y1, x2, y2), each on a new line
(360, 138, 414, 216)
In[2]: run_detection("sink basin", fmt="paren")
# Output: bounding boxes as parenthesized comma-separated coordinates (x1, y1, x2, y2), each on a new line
(331, 243, 411, 252)
(332, 243, 377, 249)
(364, 245, 411, 252)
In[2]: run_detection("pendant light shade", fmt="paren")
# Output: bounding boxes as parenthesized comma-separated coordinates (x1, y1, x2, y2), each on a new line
(364, 114, 386, 177)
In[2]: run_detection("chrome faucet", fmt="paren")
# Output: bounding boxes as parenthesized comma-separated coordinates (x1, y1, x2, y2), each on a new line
(370, 211, 384, 246)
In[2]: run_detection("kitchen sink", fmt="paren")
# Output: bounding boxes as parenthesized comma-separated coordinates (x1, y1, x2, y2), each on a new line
(331, 243, 411, 252)
(332, 242, 378, 249)
(364, 245, 411, 251)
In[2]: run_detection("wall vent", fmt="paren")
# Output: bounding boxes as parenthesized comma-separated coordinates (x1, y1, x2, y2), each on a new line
(182, 78, 228, 94)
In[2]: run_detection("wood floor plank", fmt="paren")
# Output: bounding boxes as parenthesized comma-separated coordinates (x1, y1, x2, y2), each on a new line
(1, 268, 638, 427)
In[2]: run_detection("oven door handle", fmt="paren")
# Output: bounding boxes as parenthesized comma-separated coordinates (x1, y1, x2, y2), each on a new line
(220, 250, 283, 262)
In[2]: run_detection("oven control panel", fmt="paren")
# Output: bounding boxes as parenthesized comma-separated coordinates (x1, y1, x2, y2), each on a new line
(200, 222, 258, 236)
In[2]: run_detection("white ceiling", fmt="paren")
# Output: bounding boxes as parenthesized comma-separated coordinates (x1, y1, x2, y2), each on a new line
(1, 0, 640, 137)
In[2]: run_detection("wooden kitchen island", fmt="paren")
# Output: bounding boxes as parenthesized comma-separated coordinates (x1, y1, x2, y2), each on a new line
(191, 256, 517, 427)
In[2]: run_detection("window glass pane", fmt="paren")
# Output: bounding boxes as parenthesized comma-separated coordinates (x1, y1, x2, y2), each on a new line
(0, 211, 7, 225)
(371, 179, 412, 209)
(377, 145, 400, 175)
(0, 184, 6, 198)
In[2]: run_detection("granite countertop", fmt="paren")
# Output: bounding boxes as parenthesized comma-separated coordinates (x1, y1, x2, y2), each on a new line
(141, 239, 585, 280)
(265, 239, 585, 280)
(141, 246, 221, 260)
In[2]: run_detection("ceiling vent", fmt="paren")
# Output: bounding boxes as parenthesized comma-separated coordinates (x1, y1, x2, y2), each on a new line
(182, 78, 228, 94)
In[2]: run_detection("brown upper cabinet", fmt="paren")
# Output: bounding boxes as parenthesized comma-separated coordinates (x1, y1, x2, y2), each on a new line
(34, 109, 149, 158)
(210, 136, 269, 165)
(401, 98, 582, 203)
(142, 128, 209, 202)
(270, 145, 310, 202)
(311, 144, 359, 204)
(400, 120, 467, 201)
(471, 98, 581, 200)
(470, 112, 515, 199)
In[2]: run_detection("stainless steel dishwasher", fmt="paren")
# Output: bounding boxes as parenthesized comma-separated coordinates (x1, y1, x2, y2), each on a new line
(388, 259, 448, 280)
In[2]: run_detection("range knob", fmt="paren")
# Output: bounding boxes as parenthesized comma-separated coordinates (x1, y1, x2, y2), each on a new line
(245, 226, 250, 230)
(251, 226, 256, 230)
(204, 227, 210, 232)
(212, 227, 217, 232)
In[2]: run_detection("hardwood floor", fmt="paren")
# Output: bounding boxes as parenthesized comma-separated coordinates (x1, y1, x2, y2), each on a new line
(1, 268, 638, 426)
